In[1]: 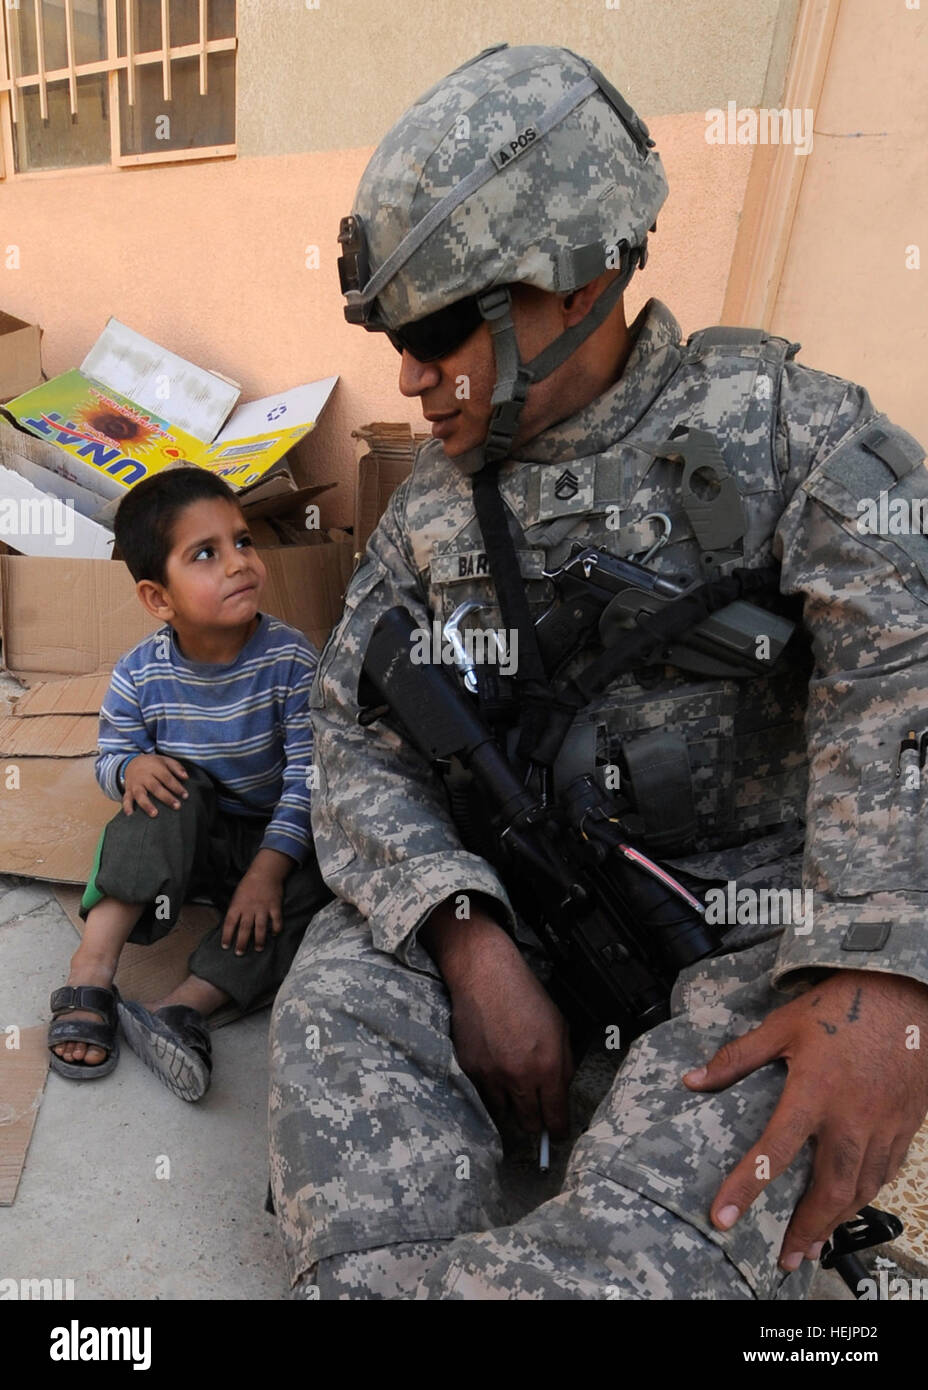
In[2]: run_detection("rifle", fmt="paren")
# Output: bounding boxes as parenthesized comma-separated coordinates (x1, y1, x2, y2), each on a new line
(535, 544, 796, 680)
(359, 602, 722, 1044)
(358, 591, 903, 1295)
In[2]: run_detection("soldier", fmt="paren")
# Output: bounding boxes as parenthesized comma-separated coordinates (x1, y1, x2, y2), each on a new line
(268, 43, 928, 1299)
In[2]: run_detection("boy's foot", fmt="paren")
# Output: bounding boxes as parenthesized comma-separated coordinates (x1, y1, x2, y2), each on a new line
(117, 999, 212, 1102)
(48, 985, 120, 1080)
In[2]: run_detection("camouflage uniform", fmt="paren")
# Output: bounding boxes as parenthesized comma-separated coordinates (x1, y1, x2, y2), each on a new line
(269, 297, 928, 1298)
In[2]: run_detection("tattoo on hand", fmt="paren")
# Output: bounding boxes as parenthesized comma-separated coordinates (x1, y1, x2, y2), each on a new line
(847, 987, 862, 1023)
(817, 1019, 838, 1036)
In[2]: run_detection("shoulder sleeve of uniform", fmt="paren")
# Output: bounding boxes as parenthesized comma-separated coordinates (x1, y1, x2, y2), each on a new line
(774, 360, 879, 500)
(772, 383, 928, 992)
(310, 472, 515, 966)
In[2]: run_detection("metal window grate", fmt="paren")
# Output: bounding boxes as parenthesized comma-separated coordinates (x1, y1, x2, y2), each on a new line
(0, 0, 237, 175)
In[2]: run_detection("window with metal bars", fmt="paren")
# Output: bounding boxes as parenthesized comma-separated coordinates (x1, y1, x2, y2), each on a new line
(0, 0, 236, 176)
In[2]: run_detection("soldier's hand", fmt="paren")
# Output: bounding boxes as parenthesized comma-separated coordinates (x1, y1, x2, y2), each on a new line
(122, 753, 189, 817)
(682, 968, 928, 1272)
(421, 906, 574, 1138)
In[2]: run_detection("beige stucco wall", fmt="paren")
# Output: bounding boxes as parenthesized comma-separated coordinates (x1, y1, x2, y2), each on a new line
(1, 1, 800, 525)
(0, 126, 753, 523)
(769, 0, 927, 444)
(237, 0, 799, 153)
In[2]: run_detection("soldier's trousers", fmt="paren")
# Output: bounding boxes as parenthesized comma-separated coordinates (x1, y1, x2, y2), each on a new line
(268, 898, 817, 1300)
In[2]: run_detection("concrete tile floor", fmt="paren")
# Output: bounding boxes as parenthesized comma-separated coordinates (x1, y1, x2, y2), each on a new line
(0, 875, 287, 1300)
(0, 872, 859, 1301)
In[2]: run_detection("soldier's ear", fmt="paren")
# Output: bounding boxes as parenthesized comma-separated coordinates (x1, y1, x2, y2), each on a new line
(561, 278, 604, 326)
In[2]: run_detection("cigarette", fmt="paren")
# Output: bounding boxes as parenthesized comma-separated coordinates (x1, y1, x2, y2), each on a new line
(539, 1129, 550, 1172)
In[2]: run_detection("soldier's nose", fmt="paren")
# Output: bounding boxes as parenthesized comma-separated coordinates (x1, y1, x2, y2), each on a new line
(398, 350, 441, 397)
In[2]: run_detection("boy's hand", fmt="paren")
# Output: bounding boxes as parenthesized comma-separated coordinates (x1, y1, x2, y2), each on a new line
(221, 849, 294, 956)
(122, 754, 189, 817)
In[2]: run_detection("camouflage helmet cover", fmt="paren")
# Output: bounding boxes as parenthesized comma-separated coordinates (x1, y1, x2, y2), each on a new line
(346, 43, 670, 329)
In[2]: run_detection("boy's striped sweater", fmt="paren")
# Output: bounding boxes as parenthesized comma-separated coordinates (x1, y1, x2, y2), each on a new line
(94, 612, 318, 864)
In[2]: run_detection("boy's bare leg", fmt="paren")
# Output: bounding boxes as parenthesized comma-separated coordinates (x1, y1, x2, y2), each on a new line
(144, 974, 229, 1018)
(55, 898, 143, 1065)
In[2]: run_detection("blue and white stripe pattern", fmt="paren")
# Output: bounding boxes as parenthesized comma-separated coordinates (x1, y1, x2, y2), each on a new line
(95, 614, 318, 863)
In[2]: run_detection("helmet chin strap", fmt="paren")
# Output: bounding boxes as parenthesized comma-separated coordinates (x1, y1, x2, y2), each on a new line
(476, 242, 645, 469)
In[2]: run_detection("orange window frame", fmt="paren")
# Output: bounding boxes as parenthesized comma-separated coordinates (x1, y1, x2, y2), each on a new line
(0, 0, 237, 179)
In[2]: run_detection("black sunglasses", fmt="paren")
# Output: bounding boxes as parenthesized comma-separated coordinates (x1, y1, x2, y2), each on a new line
(385, 294, 485, 362)
(338, 212, 487, 360)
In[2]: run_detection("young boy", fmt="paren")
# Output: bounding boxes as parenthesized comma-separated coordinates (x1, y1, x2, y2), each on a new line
(48, 467, 331, 1100)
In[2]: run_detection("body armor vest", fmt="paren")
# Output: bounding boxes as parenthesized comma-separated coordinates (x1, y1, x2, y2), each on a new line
(404, 325, 812, 880)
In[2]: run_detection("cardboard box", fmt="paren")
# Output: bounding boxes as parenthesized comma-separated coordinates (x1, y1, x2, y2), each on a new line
(0, 413, 341, 562)
(0, 412, 108, 512)
(0, 544, 354, 678)
(0, 311, 43, 404)
(0, 465, 114, 560)
(353, 422, 428, 554)
(2, 318, 338, 497)
(0, 541, 355, 882)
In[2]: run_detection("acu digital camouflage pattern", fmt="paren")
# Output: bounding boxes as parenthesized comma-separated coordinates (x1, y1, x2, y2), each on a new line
(268, 300, 928, 1297)
(351, 43, 668, 326)
(273, 915, 817, 1299)
(275, 928, 811, 1295)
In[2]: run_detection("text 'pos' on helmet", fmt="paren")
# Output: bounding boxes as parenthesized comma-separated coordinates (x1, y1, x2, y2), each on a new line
(338, 43, 669, 334)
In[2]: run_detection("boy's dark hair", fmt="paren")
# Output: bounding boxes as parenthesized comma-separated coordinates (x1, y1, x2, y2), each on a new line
(114, 467, 244, 585)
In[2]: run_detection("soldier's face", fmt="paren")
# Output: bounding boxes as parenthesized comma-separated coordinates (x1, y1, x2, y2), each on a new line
(396, 285, 576, 458)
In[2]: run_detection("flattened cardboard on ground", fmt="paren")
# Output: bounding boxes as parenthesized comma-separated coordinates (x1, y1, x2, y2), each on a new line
(0, 757, 114, 883)
(0, 1025, 49, 1206)
(9, 672, 110, 716)
(0, 311, 43, 405)
(54, 887, 271, 1031)
(0, 713, 97, 757)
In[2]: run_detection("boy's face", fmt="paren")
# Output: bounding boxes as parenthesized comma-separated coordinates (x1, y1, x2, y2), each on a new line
(153, 498, 267, 637)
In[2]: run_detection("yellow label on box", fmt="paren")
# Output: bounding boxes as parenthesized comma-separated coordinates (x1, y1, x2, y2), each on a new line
(6, 372, 203, 489)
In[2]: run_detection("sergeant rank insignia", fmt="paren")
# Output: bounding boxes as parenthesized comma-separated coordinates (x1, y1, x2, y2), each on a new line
(554, 469, 579, 500)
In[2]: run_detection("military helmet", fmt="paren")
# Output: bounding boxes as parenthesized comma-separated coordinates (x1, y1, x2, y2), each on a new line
(338, 43, 669, 333)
